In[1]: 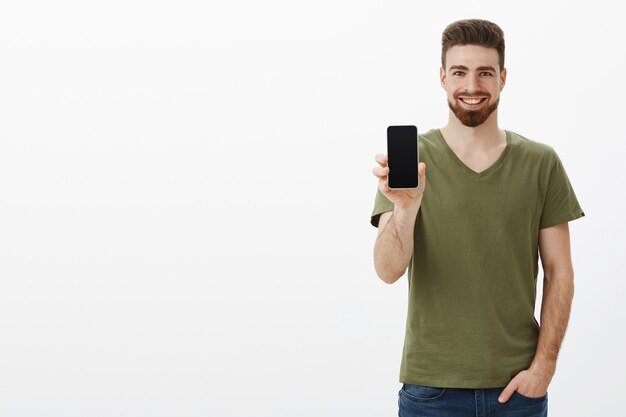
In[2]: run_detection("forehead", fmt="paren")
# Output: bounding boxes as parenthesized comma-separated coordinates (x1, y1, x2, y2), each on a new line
(445, 45, 499, 70)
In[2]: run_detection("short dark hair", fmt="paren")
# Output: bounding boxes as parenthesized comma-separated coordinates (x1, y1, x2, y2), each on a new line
(441, 19, 505, 71)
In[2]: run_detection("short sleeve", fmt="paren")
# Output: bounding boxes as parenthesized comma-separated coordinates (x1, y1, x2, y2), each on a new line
(370, 188, 395, 227)
(539, 152, 585, 229)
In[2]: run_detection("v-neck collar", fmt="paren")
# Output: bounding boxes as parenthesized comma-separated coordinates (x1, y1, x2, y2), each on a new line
(435, 128, 511, 178)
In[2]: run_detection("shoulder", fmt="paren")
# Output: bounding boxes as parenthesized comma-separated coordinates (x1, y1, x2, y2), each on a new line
(418, 128, 443, 150)
(419, 128, 440, 141)
(507, 130, 559, 164)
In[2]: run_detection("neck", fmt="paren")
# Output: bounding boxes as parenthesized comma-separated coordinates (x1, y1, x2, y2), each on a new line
(440, 110, 505, 149)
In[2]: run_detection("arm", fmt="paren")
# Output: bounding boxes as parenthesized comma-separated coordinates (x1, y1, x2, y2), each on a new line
(373, 205, 421, 284)
(531, 222, 575, 377)
(499, 222, 575, 402)
(371, 157, 426, 284)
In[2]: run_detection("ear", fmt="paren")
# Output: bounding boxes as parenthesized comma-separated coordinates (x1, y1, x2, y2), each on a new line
(499, 67, 507, 91)
(440, 67, 446, 89)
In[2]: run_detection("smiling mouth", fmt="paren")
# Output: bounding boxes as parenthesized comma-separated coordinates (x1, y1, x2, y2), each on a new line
(459, 97, 487, 105)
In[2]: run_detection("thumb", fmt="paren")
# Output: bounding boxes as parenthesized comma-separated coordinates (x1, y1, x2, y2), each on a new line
(498, 380, 518, 404)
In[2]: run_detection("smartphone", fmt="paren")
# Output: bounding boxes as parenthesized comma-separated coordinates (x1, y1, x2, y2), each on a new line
(387, 125, 419, 189)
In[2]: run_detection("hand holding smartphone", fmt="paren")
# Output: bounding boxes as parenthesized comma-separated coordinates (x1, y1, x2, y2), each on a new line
(372, 125, 426, 209)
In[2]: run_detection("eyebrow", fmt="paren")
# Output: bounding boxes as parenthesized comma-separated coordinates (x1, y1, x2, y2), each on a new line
(448, 65, 497, 72)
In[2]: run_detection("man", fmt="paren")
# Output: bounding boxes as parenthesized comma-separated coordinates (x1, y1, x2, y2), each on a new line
(370, 19, 584, 417)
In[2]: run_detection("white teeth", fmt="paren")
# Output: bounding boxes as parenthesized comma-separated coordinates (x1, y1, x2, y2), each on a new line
(461, 98, 484, 104)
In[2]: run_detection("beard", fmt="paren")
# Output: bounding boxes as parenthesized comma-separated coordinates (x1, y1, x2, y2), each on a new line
(447, 91, 499, 127)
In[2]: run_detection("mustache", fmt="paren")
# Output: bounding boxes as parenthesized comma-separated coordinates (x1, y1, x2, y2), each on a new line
(454, 91, 492, 99)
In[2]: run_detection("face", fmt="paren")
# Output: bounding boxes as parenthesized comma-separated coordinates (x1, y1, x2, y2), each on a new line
(440, 45, 506, 127)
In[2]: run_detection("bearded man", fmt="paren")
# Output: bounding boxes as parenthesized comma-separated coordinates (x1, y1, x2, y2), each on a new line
(371, 19, 585, 417)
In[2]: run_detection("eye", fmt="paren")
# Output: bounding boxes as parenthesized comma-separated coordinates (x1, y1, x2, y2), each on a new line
(480, 71, 494, 77)
(452, 71, 464, 76)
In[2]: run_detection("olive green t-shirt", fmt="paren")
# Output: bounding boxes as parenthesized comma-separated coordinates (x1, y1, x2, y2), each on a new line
(370, 128, 584, 388)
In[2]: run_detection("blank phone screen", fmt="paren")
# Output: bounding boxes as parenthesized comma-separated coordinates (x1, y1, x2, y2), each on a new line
(387, 125, 418, 189)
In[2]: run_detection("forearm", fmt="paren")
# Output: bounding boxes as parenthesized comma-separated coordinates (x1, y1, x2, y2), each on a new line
(373, 206, 419, 284)
(530, 268, 575, 376)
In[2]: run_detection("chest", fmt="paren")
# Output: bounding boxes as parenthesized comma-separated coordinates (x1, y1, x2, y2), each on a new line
(421, 163, 543, 232)
(448, 147, 507, 174)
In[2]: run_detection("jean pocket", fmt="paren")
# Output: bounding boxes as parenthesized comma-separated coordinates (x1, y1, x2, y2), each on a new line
(400, 383, 446, 401)
(513, 390, 548, 402)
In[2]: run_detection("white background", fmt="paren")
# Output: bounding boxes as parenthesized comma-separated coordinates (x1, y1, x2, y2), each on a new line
(0, 1, 624, 416)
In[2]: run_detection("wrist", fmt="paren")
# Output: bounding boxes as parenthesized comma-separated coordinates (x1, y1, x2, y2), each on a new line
(530, 358, 556, 377)
(393, 205, 419, 224)
(394, 198, 422, 215)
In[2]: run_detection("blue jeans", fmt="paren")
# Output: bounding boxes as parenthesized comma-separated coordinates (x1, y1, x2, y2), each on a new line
(398, 383, 548, 417)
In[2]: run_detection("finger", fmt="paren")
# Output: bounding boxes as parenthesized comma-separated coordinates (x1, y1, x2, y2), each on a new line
(372, 166, 389, 179)
(378, 178, 390, 194)
(498, 381, 518, 403)
(418, 162, 426, 186)
(375, 154, 388, 167)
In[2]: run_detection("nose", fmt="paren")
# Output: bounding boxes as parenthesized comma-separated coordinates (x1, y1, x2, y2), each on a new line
(465, 73, 480, 93)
